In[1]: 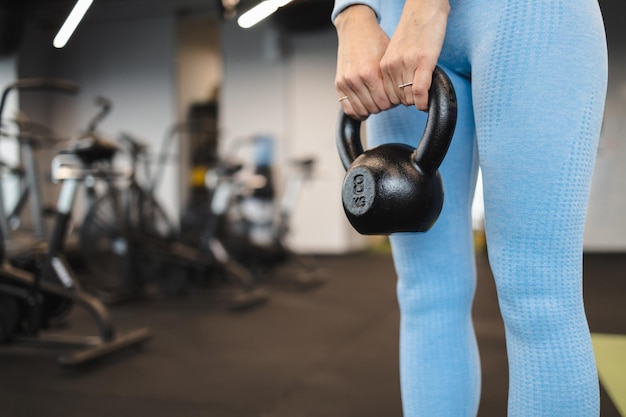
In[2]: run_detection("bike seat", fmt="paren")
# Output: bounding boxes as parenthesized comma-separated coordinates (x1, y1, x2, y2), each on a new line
(61, 137, 118, 164)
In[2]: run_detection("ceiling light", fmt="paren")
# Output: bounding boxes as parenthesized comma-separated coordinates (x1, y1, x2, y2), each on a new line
(53, 0, 94, 48)
(237, 0, 293, 29)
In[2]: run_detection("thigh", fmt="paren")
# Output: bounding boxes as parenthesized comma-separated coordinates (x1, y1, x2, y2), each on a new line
(366, 69, 478, 304)
(471, 0, 608, 289)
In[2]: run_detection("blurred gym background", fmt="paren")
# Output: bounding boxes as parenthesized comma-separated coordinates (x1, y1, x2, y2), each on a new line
(0, 0, 624, 416)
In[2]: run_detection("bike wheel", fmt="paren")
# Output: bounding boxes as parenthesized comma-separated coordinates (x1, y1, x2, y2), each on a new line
(127, 186, 175, 240)
(79, 190, 137, 303)
(0, 293, 20, 343)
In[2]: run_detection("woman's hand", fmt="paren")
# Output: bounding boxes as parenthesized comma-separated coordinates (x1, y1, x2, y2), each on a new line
(380, 0, 450, 111)
(334, 6, 393, 120)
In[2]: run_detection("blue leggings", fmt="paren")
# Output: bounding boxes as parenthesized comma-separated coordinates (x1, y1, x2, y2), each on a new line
(362, 1, 608, 416)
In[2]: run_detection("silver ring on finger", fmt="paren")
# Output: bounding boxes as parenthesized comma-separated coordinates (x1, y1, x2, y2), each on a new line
(398, 81, 414, 88)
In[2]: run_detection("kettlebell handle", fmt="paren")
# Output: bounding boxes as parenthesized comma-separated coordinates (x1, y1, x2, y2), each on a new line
(337, 66, 457, 175)
(337, 111, 363, 170)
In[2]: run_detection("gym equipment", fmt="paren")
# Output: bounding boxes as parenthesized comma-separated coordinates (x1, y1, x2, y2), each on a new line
(0, 79, 79, 241)
(78, 128, 268, 310)
(336, 66, 457, 235)
(200, 135, 325, 289)
(0, 136, 152, 367)
(74, 96, 120, 215)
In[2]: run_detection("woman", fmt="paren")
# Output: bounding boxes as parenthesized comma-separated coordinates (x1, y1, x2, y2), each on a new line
(333, 1, 608, 416)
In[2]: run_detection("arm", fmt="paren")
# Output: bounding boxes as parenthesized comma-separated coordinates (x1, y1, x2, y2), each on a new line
(380, 0, 450, 111)
(334, 4, 392, 120)
(331, 0, 381, 22)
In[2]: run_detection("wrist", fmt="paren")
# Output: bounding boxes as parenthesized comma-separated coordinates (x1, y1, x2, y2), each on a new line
(403, 0, 450, 16)
(334, 5, 378, 31)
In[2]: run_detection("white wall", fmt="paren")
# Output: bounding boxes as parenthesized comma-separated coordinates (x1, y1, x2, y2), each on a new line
(283, 29, 366, 253)
(584, 59, 626, 251)
(19, 14, 179, 220)
(0, 55, 18, 162)
(219, 21, 286, 151)
(0, 56, 19, 214)
(13, 0, 626, 253)
(16, 10, 365, 254)
(219, 21, 365, 253)
(583, 1, 626, 251)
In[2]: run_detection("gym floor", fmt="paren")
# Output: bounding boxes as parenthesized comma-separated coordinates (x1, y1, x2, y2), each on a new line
(0, 249, 624, 417)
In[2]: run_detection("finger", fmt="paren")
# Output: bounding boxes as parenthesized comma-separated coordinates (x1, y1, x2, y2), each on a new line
(339, 74, 390, 119)
(380, 68, 402, 106)
(397, 71, 418, 107)
(336, 79, 370, 120)
(411, 66, 435, 111)
(348, 87, 377, 119)
(379, 58, 404, 107)
(337, 86, 371, 121)
(383, 79, 401, 106)
(400, 71, 416, 106)
(347, 77, 384, 116)
(368, 81, 393, 112)
(339, 96, 367, 121)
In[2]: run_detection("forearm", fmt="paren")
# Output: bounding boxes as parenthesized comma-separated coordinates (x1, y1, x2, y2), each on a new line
(401, 0, 450, 17)
(333, 2, 391, 119)
(396, 0, 450, 40)
(334, 4, 379, 35)
(332, 1, 381, 24)
(379, 0, 450, 110)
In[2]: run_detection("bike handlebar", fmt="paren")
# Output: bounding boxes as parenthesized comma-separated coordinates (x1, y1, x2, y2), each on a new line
(85, 96, 112, 133)
(0, 78, 80, 122)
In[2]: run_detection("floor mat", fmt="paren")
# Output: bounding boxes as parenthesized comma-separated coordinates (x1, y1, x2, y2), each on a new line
(593, 333, 626, 417)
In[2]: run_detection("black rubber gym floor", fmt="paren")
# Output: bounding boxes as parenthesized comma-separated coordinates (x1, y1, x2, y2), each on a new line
(0, 250, 624, 417)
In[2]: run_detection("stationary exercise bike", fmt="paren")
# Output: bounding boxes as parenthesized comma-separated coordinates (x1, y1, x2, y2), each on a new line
(0, 133, 152, 367)
(0, 79, 77, 242)
(205, 135, 325, 289)
(77, 126, 268, 309)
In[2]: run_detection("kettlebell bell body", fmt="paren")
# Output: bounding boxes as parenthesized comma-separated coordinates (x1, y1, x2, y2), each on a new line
(337, 66, 457, 235)
(342, 144, 444, 234)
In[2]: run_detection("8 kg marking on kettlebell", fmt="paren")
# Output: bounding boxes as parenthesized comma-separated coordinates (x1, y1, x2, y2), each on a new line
(342, 167, 374, 216)
(352, 174, 366, 208)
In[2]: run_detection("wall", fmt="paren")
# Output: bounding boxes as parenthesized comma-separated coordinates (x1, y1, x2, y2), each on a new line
(584, 0, 626, 251)
(19, 13, 179, 220)
(219, 21, 286, 151)
(0, 55, 18, 159)
(13, 0, 625, 253)
(16, 6, 364, 254)
(283, 29, 366, 253)
(0, 56, 19, 215)
(219, 21, 366, 253)
(176, 15, 222, 207)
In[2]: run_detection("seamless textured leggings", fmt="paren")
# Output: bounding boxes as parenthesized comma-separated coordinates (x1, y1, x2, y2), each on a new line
(364, 1, 608, 416)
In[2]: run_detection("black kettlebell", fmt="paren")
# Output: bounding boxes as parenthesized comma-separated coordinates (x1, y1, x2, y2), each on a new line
(337, 66, 457, 235)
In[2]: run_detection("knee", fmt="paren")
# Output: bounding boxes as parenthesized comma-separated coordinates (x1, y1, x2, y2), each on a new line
(495, 279, 585, 341)
(397, 272, 476, 320)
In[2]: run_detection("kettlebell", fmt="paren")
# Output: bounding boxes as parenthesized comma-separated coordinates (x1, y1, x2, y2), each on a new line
(337, 66, 457, 235)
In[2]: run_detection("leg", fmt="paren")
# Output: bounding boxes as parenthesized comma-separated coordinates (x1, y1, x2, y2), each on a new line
(367, 69, 480, 417)
(471, 1, 608, 415)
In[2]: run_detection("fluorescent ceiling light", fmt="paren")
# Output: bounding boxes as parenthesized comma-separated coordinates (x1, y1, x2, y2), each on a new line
(53, 0, 94, 48)
(237, 0, 293, 29)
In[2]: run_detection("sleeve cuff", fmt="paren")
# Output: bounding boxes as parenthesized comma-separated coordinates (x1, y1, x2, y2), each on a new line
(331, 1, 381, 24)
